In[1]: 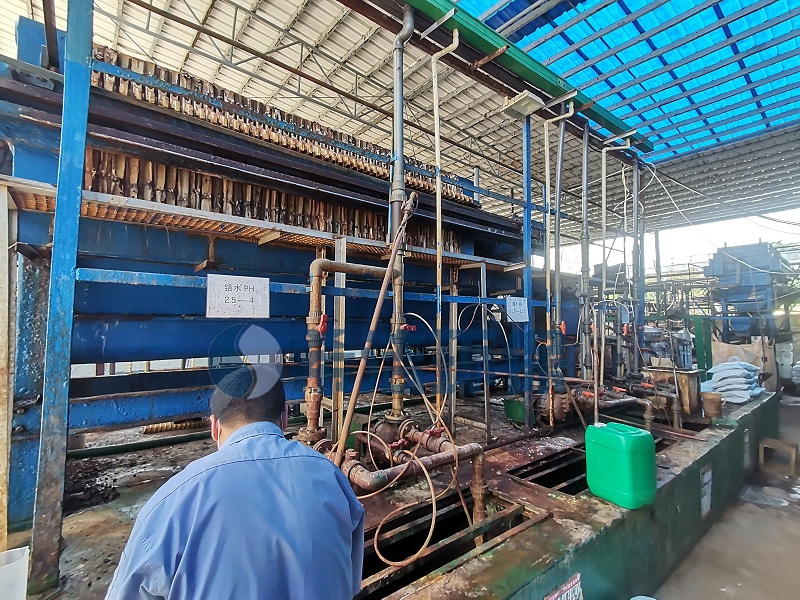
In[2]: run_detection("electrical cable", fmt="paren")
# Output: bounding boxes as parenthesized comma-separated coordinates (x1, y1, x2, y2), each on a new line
(372, 450, 437, 568)
(645, 162, 798, 277)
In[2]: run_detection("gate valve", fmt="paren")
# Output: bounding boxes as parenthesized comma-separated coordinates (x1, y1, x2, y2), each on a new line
(317, 313, 328, 335)
(424, 427, 445, 437)
(401, 324, 416, 332)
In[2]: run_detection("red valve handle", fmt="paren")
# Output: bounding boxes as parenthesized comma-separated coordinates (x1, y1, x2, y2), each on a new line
(317, 313, 328, 336)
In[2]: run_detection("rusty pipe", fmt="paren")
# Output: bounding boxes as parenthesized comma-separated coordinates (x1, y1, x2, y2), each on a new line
(471, 448, 487, 545)
(403, 426, 453, 454)
(635, 397, 654, 432)
(342, 441, 483, 492)
(333, 199, 414, 465)
(301, 259, 401, 444)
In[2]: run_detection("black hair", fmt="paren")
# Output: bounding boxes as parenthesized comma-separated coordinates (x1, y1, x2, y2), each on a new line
(210, 365, 285, 426)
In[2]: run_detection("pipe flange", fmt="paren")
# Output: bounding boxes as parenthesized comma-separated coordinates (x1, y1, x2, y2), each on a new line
(312, 439, 333, 454)
(297, 427, 327, 445)
(398, 419, 418, 439)
(383, 410, 406, 424)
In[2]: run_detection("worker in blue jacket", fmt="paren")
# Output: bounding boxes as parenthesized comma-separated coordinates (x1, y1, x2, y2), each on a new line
(106, 365, 365, 599)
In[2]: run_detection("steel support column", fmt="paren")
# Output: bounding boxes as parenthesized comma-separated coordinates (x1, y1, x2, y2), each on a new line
(29, 0, 92, 590)
(331, 238, 346, 443)
(522, 116, 533, 429)
(580, 124, 591, 380)
(0, 184, 16, 550)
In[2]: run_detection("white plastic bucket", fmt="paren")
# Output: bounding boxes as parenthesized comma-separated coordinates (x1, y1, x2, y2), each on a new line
(0, 546, 29, 600)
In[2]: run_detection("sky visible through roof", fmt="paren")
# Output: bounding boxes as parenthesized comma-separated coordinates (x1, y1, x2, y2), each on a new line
(462, 0, 800, 161)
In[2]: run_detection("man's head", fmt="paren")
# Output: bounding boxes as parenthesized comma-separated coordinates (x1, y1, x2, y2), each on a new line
(209, 365, 286, 447)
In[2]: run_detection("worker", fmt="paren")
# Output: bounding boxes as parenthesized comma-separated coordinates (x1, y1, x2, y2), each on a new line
(106, 365, 365, 599)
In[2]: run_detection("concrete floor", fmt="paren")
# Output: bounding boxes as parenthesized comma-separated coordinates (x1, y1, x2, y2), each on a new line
(657, 398, 800, 600)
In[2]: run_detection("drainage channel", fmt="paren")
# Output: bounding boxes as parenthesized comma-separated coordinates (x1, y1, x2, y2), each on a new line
(507, 437, 676, 497)
(358, 491, 527, 598)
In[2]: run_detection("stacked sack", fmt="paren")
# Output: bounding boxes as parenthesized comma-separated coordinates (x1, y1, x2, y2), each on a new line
(701, 357, 764, 403)
(792, 362, 800, 386)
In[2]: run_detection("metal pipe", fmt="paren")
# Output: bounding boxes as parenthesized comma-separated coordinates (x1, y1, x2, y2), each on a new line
(580, 124, 591, 380)
(598, 137, 631, 415)
(470, 449, 487, 544)
(522, 116, 534, 430)
(631, 161, 641, 372)
(332, 196, 414, 466)
(388, 5, 414, 425)
(303, 258, 401, 445)
(342, 441, 483, 491)
(391, 4, 414, 240)
(432, 28, 460, 415)
(553, 104, 570, 327)
(542, 103, 574, 427)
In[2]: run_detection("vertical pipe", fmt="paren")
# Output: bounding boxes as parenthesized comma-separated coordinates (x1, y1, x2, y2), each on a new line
(473, 167, 480, 206)
(553, 108, 566, 328)
(631, 161, 641, 371)
(448, 267, 458, 434)
(655, 229, 663, 317)
(390, 4, 414, 240)
(42, 0, 61, 71)
(480, 262, 490, 442)
(543, 122, 553, 426)
(522, 116, 534, 429)
(29, 0, 92, 590)
(389, 5, 414, 421)
(637, 168, 646, 335)
(331, 238, 346, 443)
(432, 29, 459, 414)
(580, 125, 591, 380)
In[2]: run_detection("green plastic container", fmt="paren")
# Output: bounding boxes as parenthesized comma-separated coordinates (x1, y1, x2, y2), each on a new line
(502, 398, 526, 424)
(585, 422, 656, 509)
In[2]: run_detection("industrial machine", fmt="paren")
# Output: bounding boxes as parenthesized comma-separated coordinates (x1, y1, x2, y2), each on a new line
(0, 5, 783, 599)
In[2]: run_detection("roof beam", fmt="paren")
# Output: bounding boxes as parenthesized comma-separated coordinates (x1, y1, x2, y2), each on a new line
(617, 45, 800, 121)
(542, 0, 671, 67)
(495, 0, 562, 38)
(585, 1, 797, 95)
(561, 0, 719, 79)
(522, 0, 616, 53)
(637, 77, 800, 135)
(647, 104, 800, 159)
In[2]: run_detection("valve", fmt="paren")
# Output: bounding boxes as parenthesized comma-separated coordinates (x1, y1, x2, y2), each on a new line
(424, 427, 445, 437)
(317, 313, 328, 335)
(401, 324, 416, 332)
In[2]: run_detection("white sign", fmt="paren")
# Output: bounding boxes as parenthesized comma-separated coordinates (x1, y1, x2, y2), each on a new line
(206, 274, 270, 319)
(700, 465, 713, 518)
(545, 573, 582, 600)
(506, 296, 529, 322)
(743, 429, 751, 470)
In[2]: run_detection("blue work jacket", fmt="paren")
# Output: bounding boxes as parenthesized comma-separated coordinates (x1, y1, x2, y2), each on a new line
(105, 421, 365, 599)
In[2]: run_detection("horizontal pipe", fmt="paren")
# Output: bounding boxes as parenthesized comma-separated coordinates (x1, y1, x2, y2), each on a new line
(342, 441, 483, 491)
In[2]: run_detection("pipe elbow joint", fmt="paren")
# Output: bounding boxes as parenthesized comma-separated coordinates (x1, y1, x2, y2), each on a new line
(394, 4, 414, 48)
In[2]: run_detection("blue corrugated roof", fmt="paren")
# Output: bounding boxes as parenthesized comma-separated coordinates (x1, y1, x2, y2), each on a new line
(462, 0, 800, 160)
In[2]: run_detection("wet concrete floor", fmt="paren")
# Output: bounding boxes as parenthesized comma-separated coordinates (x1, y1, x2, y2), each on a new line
(657, 399, 800, 600)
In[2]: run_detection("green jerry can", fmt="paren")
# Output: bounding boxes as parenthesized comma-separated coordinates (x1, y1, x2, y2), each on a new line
(585, 422, 657, 509)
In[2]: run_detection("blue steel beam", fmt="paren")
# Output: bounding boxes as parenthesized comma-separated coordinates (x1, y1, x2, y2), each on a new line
(29, 0, 92, 590)
(522, 115, 533, 429)
(73, 268, 522, 306)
